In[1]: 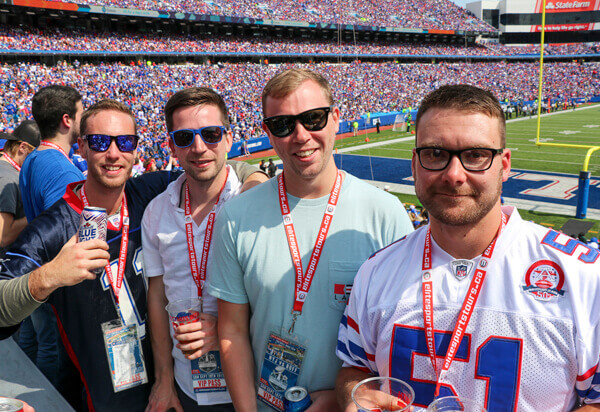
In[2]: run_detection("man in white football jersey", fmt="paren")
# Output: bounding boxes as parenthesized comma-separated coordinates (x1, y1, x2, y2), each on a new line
(335, 84, 600, 412)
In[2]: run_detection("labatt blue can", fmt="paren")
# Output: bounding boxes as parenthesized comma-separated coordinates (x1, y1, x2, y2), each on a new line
(78, 206, 108, 243)
(78, 206, 108, 273)
(284, 386, 311, 412)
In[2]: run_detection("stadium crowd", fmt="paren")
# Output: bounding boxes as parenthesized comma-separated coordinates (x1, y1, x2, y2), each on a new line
(485, 42, 600, 56)
(42, 0, 496, 32)
(0, 27, 500, 56)
(2, 28, 599, 57)
(1, 61, 599, 164)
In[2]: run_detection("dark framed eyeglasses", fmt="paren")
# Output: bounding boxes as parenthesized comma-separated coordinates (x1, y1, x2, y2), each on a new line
(83, 134, 139, 152)
(169, 126, 226, 148)
(415, 147, 504, 172)
(263, 106, 333, 138)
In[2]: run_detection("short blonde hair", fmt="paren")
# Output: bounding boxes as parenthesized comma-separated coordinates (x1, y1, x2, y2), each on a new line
(261, 69, 333, 117)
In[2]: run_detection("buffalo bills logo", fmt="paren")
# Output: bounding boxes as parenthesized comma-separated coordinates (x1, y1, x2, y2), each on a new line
(522, 260, 565, 301)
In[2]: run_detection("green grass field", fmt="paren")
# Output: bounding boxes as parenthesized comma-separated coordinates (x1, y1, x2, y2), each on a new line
(247, 106, 600, 235)
(348, 105, 600, 177)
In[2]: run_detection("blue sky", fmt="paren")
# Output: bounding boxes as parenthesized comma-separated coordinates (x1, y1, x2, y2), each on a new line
(450, 0, 469, 7)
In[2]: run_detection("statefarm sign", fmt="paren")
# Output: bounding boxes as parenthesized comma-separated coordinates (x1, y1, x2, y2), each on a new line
(531, 0, 600, 31)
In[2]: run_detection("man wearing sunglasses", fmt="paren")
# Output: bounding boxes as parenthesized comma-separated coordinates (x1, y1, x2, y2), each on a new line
(208, 69, 413, 411)
(336, 85, 600, 411)
(141, 87, 268, 412)
(0, 98, 264, 412)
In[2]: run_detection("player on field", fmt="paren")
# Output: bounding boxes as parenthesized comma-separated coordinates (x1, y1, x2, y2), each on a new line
(335, 84, 600, 412)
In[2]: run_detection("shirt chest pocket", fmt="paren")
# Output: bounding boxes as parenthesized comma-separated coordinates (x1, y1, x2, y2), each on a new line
(328, 261, 362, 312)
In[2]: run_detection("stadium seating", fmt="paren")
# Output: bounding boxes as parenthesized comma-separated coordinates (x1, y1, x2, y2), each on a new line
(40, 0, 497, 31)
(1, 61, 598, 164)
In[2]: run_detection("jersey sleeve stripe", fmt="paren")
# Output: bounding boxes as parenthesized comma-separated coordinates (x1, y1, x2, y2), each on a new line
(351, 365, 372, 374)
(578, 387, 600, 401)
(4, 252, 41, 268)
(577, 363, 598, 381)
(346, 315, 360, 334)
(348, 340, 373, 363)
(337, 340, 351, 358)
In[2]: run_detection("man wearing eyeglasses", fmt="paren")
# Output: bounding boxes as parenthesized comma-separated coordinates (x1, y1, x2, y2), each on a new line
(208, 68, 413, 411)
(141, 87, 267, 412)
(0, 99, 262, 411)
(336, 85, 600, 411)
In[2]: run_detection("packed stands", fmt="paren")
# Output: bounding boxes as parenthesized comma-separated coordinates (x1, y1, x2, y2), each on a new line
(2, 28, 598, 57)
(41, 0, 496, 32)
(485, 42, 600, 56)
(2, 61, 598, 164)
(0, 27, 499, 56)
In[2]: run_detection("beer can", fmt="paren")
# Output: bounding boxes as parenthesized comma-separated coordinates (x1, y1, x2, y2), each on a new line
(284, 386, 311, 412)
(78, 206, 108, 274)
(0, 397, 24, 412)
(78, 206, 108, 243)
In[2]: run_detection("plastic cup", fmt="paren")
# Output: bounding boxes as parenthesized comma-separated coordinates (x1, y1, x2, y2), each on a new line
(165, 297, 203, 357)
(351, 377, 414, 412)
(165, 297, 202, 329)
(427, 396, 486, 412)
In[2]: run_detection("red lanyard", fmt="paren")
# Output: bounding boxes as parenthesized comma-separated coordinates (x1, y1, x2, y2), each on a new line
(278, 170, 342, 333)
(184, 169, 229, 297)
(40, 140, 71, 161)
(422, 213, 507, 397)
(81, 184, 129, 304)
(3, 153, 20, 171)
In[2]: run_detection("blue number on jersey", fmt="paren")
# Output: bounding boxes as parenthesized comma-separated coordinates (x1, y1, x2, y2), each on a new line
(542, 230, 599, 264)
(390, 324, 521, 411)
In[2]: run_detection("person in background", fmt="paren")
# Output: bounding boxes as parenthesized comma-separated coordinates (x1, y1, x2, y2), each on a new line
(0, 121, 40, 256)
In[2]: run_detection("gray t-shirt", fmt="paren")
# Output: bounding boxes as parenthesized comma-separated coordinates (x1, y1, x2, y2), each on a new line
(0, 160, 25, 256)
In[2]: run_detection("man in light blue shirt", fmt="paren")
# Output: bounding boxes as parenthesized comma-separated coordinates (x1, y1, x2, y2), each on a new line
(208, 69, 413, 411)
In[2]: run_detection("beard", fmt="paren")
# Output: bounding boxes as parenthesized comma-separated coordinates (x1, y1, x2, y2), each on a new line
(415, 171, 503, 227)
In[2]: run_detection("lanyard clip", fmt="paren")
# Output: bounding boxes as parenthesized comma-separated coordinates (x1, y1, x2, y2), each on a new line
(288, 311, 301, 335)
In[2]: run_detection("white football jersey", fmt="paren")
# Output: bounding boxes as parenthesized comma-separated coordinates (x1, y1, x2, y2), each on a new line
(337, 206, 600, 411)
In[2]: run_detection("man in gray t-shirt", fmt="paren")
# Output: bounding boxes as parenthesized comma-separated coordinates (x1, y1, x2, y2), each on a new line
(0, 121, 41, 256)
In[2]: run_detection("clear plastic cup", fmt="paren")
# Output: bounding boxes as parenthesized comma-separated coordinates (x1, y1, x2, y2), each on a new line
(165, 297, 203, 357)
(351, 376, 415, 412)
(427, 396, 486, 412)
(165, 297, 202, 329)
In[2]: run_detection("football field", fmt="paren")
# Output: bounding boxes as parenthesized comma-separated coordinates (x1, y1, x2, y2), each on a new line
(328, 105, 600, 232)
(345, 104, 600, 177)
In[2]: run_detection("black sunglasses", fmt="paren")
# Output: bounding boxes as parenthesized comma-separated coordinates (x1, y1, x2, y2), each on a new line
(263, 106, 333, 138)
(169, 126, 226, 148)
(83, 134, 139, 152)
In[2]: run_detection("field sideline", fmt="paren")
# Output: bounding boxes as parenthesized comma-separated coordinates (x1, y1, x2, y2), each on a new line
(248, 105, 600, 235)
